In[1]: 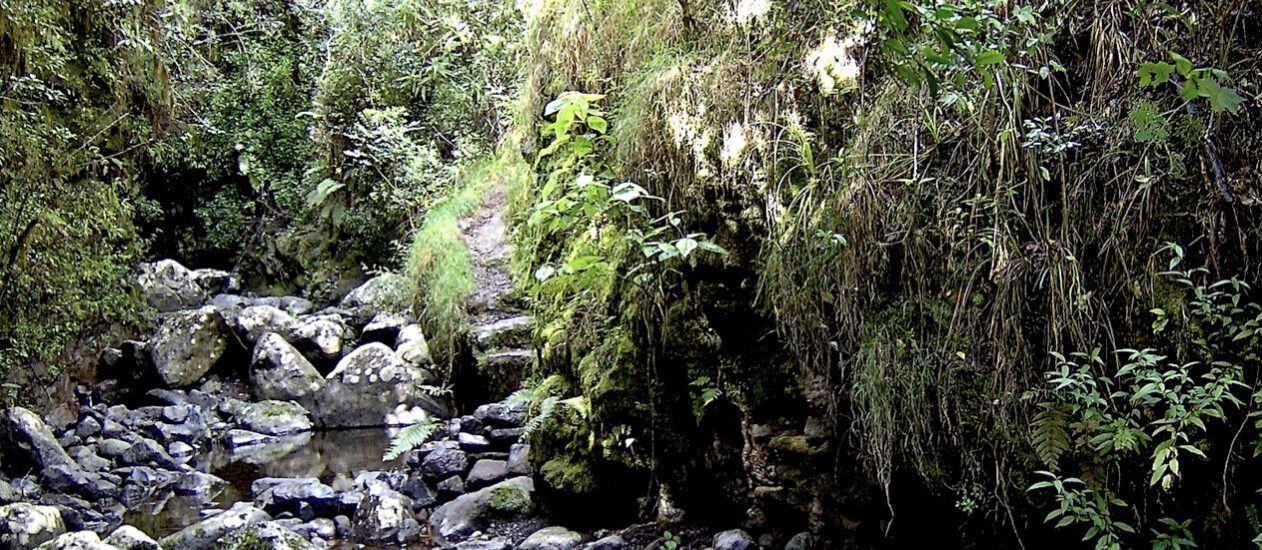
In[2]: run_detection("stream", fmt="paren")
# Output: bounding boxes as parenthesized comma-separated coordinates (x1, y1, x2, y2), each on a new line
(123, 428, 403, 540)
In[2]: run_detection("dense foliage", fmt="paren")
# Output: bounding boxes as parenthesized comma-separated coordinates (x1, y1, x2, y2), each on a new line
(6, 0, 1262, 547)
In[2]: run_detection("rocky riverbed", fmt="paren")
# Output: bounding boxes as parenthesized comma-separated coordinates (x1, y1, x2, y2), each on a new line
(0, 260, 791, 549)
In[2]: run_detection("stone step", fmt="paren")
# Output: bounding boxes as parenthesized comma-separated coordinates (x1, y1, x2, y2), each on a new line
(474, 315, 532, 350)
(477, 349, 532, 394)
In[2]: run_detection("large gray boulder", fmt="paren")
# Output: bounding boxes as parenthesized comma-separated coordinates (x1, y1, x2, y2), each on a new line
(138, 260, 206, 312)
(1, 407, 75, 472)
(395, 324, 432, 367)
(32, 531, 114, 550)
(103, 526, 159, 550)
(189, 268, 240, 295)
(351, 485, 420, 544)
(235, 306, 297, 344)
(289, 315, 352, 369)
(160, 502, 270, 550)
(339, 273, 411, 315)
(0, 503, 65, 549)
(250, 333, 325, 403)
(519, 526, 582, 550)
(216, 521, 317, 550)
(148, 306, 230, 387)
(429, 476, 535, 541)
(236, 401, 313, 436)
(313, 343, 446, 428)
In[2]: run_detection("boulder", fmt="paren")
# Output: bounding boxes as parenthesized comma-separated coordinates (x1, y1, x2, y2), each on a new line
(138, 260, 206, 312)
(160, 502, 270, 550)
(455, 539, 513, 550)
(429, 476, 535, 541)
(508, 444, 532, 476)
(236, 401, 312, 436)
(784, 532, 815, 550)
(437, 476, 466, 501)
(1, 407, 76, 473)
(289, 315, 351, 369)
(473, 400, 526, 428)
(351, 485, 419, 544)
(713, 529, 757, 550)
(234, 306, 297, 344)
(0, 503, 65, 549)
(466, 460, 508, 490)
(313, 343, 446, 428)
(394, 324, 432, 367)
(119, 439, 182, 470)
(32, 531, 114, 550)
(148, 306, 230, 388)
(216, 521, 317, 550)
(361, 313, 409, 345)
(339, 273, 411, 315)
(103, 526, 160, 550)
(421, 447, 469, 480)
(457, 432, 492, 452)
(250, 333, 325, 403)
(189, 268, 240, 295)
(255, 478, 338, 517)
(519, 526, 582, 550)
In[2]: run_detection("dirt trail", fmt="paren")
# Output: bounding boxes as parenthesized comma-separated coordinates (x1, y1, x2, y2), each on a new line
(458, 182, 516, 325)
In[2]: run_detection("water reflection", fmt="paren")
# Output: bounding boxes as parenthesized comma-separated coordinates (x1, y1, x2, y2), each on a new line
(125, 428, 405, 539)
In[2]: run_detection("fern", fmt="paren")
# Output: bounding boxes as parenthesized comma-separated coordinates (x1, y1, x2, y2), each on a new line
(522, 395, 559, 440)
(383, 417, 441, 461)
(1031, 401, 1071, 469)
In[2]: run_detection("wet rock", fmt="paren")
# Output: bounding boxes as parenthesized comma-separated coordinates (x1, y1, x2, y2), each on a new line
(394, 324, 432, 367)
(466, 459, 508, 490)
(250, 333, 325, 403)
(333, 515, 352, 538)
(475, 315, 533, 350)
(217, 521, 316, 550)
(103, 525, 160, 550)
(160, 502, 270, 550)
(236, 400, 312, 436)
(583, 535, 629, 549)
(289, 315, 351, 369)
(43, 464, 120, 500)
(256, 478, 338, 517)
(226, 432, 311, 464)
(119, 439, 182, 470)
(422, 447, 469, 480)
(437, 476, 465, 501)
(785, 531, 815, 550)
(713, 529, 757, 550)
(457, 432, 492, 452)
(0, 503, 65, 549)
(148, 306, 230, 388)
(313, 343, 446, 428)
(235, 306, 297, 344)
(31, 531, 113, 550)
(399, 474, 437, 508)
(2, 407, 76, 472)
(429, 476, 535, 540)
(508, 444, 532, 476)
(175, 471, 226, 499)
(138, 259, 206, 312)
(473, 400, 526, 428)
(361, 313, 409, 345)
(351, 485, 419, 544)
(520, 526, 582, 550)
(0, 480, 16, 505)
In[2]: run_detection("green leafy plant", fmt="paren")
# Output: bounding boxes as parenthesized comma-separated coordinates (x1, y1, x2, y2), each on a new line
(383, 417, 441, 461)
(1138, 52, 1245, 113)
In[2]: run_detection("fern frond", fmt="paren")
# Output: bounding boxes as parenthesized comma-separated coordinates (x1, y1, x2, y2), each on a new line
(1031, 402, 1071, 469)
(384, 417, 441, 461)
(522, 395, 559, 440)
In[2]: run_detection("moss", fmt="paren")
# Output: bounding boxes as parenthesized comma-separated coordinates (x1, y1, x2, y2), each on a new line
(540, 456, 598, 495)
(489, 484, 535, 515)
